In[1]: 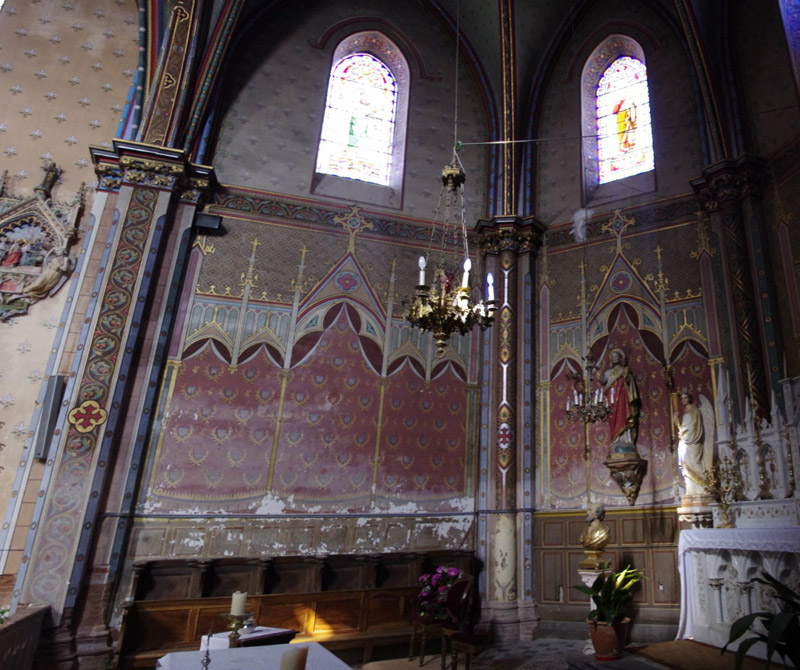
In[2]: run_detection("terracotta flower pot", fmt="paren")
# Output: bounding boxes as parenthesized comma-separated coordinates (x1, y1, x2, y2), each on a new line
(588, 617, 630, 661)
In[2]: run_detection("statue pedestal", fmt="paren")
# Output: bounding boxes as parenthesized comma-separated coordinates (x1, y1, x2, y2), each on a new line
(603, 452, 647, 505)
(578, 551, 606, 571)
(577, 568, 603, 656)
(677, 494, 715, 528)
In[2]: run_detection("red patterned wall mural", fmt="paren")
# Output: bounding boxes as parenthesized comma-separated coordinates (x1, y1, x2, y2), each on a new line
(377, 359, 468, 505)
(149, 343, 283, 510)
(272, 304, 380, 510)
(546, 253, 714, 507)
(144, 207, 476, 519)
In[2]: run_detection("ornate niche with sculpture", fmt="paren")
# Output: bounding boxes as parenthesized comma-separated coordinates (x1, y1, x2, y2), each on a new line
(0, 162, 83, 320)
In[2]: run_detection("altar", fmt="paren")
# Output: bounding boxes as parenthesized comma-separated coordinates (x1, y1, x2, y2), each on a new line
(156, 642, 351, 670)
(677, 526, 800, 651)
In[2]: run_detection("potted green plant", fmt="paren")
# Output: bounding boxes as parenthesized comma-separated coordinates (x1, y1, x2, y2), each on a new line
(723, 571, 800, 670)
(574, 562, 643, 660)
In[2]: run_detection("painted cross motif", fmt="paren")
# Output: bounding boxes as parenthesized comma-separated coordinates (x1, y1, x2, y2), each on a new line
(68, 399, 108, 434)
(497, 422, 512, 449)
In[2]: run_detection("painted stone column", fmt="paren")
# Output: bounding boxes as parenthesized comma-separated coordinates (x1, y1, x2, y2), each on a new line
(13, 142, 214, 668)
(477, 216, 544, 640)
(691, 157, 774, 420)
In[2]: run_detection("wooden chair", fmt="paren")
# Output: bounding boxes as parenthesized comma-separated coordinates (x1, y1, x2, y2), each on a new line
(408, 575, 473, 668)
(439, 577, 474, 670)
(448, 630, 487, 670)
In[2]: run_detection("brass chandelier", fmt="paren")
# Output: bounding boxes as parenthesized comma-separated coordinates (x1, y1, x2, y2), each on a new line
(404, 152, 496, 356)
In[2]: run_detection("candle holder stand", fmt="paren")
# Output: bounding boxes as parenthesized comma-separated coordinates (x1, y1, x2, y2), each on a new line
(222, 612, 252, 648)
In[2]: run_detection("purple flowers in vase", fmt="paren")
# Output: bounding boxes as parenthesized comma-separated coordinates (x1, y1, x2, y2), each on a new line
(417, 565, 464, 620)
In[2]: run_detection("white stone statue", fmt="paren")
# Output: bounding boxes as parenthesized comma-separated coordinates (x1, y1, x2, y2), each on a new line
(674, 391, 715, 497)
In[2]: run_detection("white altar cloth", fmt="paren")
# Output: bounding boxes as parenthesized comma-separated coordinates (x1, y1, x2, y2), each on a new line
(156, 642, 350, 670)
(157, 642, 350, 670)
(676, 526, 800, 640)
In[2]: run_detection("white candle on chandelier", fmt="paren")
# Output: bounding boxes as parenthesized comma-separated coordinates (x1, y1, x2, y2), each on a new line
(487, 272, 495, 302)
(566, 398, 571, 411)
(461, 258, 471, 287)
(610, 387, 615, 405)
(418, 256, 426, 286)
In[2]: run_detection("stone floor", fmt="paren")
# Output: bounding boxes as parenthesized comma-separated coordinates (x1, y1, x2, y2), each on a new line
(350, 637, 668, 670)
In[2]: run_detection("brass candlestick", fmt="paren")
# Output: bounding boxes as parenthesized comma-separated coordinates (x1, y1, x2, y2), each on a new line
(786, 426, 796, 498)
(222, 612, 252, 648)
(201, 623, 212, 669)
(712, 456, 734, 528)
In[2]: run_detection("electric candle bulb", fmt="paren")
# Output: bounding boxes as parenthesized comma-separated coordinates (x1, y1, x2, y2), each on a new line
(418, 256, 426, 285)
(462, 258, 471, 287)
(487, 272, 495, 301)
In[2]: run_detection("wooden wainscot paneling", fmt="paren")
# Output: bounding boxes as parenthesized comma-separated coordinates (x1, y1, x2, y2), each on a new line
(651, 550, 679, 604)
(117, 551, 474, 667)
(267, 556, 324, 593)
(542, 520, 564, 546)
(204, 558, 269, 597)
(377, 552, 425, 587)
(322, 555, 379, 591)
(648, 513, 676, 544)
(532, 507, 680, 634)
(118, 588, 419, 669)
(621, 517, 646, 545)
(540, 551, 563, 602)
(133, 560, 206, 601)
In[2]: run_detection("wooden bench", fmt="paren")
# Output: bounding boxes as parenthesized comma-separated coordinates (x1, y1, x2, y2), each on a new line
(117, 587, 420, 669)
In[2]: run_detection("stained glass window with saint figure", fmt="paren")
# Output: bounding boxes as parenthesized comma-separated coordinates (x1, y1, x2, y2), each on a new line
(316, 53, 397, 186)
(596, 56, 654, 184)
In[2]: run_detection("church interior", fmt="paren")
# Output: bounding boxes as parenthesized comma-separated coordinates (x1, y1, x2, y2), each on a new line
(0, 0, 798, 668)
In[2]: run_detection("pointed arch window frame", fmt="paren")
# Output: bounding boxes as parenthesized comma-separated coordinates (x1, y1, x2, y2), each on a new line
(581, 35, 656, 205)
(312, 31, 410, 209)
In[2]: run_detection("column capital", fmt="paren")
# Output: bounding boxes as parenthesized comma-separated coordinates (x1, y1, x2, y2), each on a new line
(91, 140, 217, 204)
(690, 154, 766, 211)
(477, 215, 546, 254)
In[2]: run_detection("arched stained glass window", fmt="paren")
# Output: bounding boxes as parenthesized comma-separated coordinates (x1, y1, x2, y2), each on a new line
(595, 56, 654, 184)
(316, 53, 398, 186)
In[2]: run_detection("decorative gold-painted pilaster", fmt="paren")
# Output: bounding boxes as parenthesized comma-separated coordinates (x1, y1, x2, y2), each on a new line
(691, 158, 769, 420)
(478, 216, 543, 622)
(141, 0, 200, 146)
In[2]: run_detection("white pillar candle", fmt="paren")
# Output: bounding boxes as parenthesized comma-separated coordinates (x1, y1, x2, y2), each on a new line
(280, 646, 309, 670)
(487, 272, 495, 301)
(418, 256, 426, 285)
(461, 258, 471, 287)
(610, 387, 615, 405)
(230, 590, 247, 616)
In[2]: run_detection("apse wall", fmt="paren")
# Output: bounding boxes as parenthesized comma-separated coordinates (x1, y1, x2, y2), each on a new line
(732, 0, 800, 158)
(532, 0, 704, 226)
(530, 1, 712, 509)
(211, 0, 491, 220)
(122, 189, 484, 580)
